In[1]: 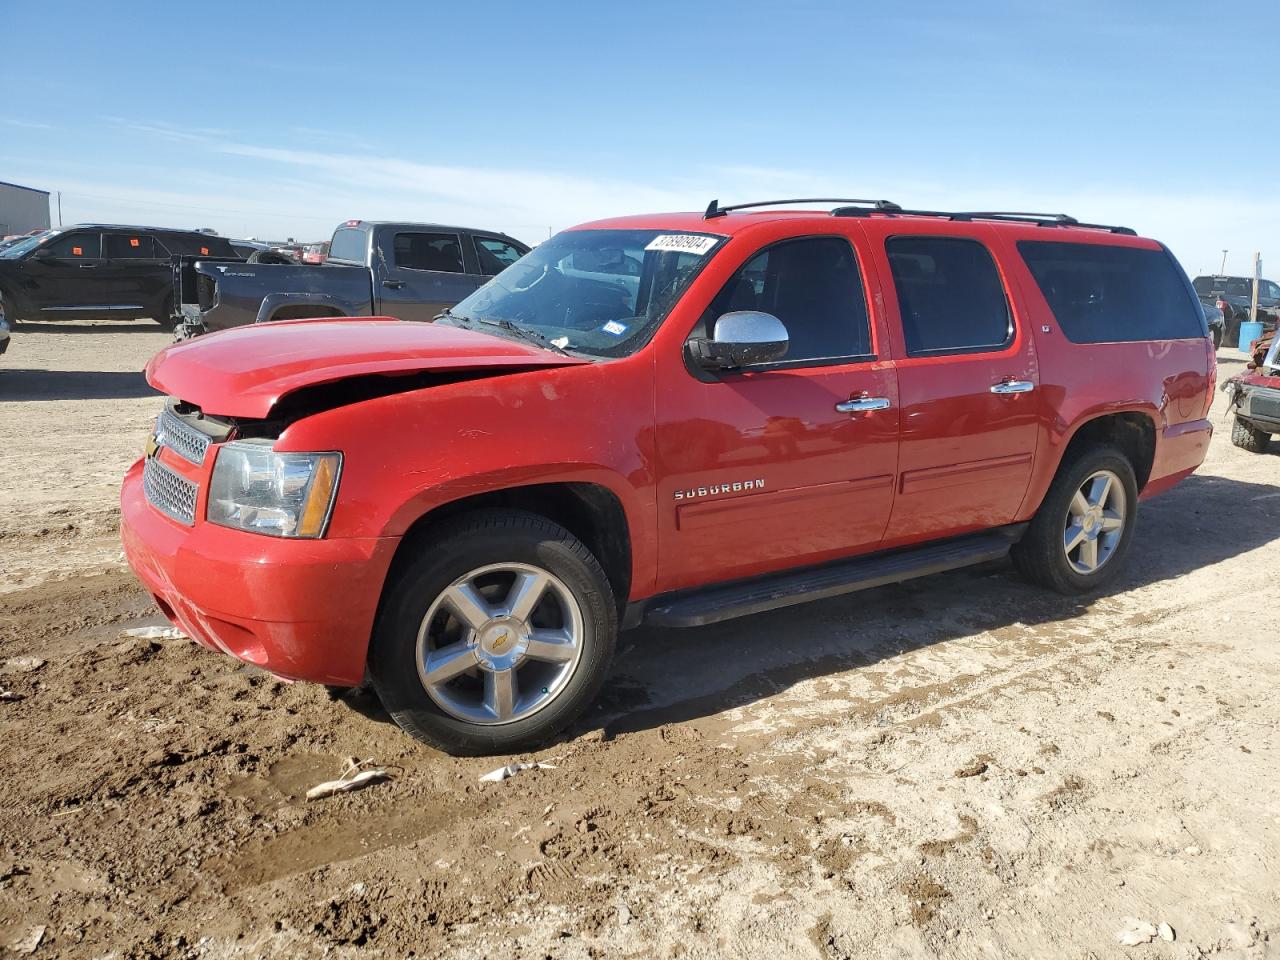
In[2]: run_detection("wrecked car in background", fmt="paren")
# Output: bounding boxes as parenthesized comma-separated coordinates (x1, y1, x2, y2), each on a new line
(1223, 331, 1279, 452)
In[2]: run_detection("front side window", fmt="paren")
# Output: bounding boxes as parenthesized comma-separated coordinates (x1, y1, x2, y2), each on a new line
(474, 236, 526, 275)
(1018, 240, 1203, 343)
(447, 229, 725, 359)
(0, 230, 54, 259)
(394, 232, 464, 273)
(699, 236, 872, 364)
(104, 234, 160, 258)
(887, 237, 1011, 356)
(43, 232, 101, 259)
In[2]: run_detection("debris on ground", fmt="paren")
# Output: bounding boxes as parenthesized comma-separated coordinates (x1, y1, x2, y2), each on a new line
(1157, 922, 1175, 942)
(0, 656, 45, 674)
(0, 689, 23, 702)
(10, 926, 46, 955)
(954, 758, 989, 778)
(480, 761, 558, 783)
(122, 625, 186, 640)
(1116, 917, 1159, 946)
(305, 758, 392, 801)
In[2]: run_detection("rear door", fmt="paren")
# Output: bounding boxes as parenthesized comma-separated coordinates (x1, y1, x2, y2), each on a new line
(100, 231, 171, 316)
(860, 222, 1040, 547)
(376, 229, 484, 321)
(22, 230, 108, 314)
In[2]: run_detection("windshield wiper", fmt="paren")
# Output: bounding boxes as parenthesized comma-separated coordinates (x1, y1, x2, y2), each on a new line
(476, 317, 571, 356)
(433, 307, 471, 325)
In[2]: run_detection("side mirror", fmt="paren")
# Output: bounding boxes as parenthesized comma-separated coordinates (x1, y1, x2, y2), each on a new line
(689, 311, 789, 370)
(33, 248, 56, 262)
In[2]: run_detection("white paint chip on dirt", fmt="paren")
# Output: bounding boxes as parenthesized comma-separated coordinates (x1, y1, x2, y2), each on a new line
(122, 626, 185, 640)
(479, 761, 557, 782)
(0, 656, 44, 674)
(1116, 917, 1159, 946)
(305, 758, 391, 801)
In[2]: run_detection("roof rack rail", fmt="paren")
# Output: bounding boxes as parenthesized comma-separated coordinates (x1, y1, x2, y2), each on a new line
(704, 198, 900, 219)
(830, 205, 1137, 235)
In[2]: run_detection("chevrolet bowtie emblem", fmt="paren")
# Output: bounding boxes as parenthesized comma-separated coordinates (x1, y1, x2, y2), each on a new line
(492, 631, 511, 649)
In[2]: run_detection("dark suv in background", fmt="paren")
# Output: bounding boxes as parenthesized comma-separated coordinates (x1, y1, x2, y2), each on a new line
(1192, 274, 1280, 346)
(0, 225, 239, 327)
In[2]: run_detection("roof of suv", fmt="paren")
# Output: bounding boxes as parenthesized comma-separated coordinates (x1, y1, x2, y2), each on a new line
(574, 201, 1151, 244)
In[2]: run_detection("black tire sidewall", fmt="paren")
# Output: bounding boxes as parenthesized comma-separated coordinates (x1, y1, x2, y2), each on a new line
(1014, 447, 1139, 595)
(369, 511, 617, 755)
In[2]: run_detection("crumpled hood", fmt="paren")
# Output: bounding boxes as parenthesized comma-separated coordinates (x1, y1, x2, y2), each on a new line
(146, 317, 586, 419)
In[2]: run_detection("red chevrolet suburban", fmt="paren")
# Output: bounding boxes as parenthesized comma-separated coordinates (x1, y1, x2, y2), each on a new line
(121, 199, 1216, 755)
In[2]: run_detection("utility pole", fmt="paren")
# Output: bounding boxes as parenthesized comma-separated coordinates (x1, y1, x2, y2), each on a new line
(56, 191, 62, 227)
(1220, 249, 1228, 274)
(1250, 252, 1262, 323)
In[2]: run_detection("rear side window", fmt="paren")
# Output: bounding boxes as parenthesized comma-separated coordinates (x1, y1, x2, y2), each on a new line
(328, 227, 367, 263)
(394, 232, 464, 273)
(886, 237, 1011, 356)
(104, 234, 160, 258)
(44, 232, 100, 259)
(702, 236, 872, 364)
(1018, 241, 1203, 343)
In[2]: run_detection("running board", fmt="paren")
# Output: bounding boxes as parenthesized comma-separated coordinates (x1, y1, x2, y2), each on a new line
(643, 529, 1022, 629)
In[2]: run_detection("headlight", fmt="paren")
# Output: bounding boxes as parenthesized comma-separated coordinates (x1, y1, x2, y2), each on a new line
(207, 440, 341, 538)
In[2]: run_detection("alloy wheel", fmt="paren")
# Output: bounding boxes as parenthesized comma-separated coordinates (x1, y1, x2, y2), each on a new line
(415, 562, 584, 725)
(1063, 469, 1127, 575)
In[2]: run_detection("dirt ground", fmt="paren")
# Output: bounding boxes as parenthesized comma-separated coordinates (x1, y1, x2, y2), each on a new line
(0, 319, 1276, 960)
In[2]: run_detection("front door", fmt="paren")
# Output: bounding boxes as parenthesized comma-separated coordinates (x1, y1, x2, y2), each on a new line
(376, 230, 485, 322)
(100, 232, 171, 317)
(865, 228, 1040, 546)
(654, 234, 900, 593)
(22, 230, 108, 315)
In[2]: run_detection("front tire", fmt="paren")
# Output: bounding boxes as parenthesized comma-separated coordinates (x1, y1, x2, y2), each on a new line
(369, 510, 617, 755)
(1231, 416, 1272, 453)
(1012, 446, 1138, 595)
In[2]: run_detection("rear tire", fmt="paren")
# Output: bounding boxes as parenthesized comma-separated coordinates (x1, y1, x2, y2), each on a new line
(151, 296, 175, 330)
(1011, 446, 1138, 595)
(368, 510, 617, 756)
(1231, 416, 1272, 453)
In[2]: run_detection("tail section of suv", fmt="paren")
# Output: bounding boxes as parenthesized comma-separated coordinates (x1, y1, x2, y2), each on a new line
(120, 200, 1215, 755)
(0, 225, 239, 327)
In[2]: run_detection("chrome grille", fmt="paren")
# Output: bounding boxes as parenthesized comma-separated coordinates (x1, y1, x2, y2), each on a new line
(143, 457, 198, 526)
(156, 408, 211, 465)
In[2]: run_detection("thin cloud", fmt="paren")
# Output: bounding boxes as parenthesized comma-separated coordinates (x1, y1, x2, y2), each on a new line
(1, 118, 55, 131)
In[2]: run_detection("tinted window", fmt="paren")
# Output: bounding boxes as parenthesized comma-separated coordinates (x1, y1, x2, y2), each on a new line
(1018, 241, 1203, 343)
(1264, 280, 1280, 300)
(44, 232, 100, 259)
(887, 237, 1011, 356)
(328, 227, 367, 263)
(394, 232, 464, 273)
(702, 236, 871, 363)
(1192, 276, 1215, 296)
(104, 234, 160, 258)
(474, 236, 525, 275)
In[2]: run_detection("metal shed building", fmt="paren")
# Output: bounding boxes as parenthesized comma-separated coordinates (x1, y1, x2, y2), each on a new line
(0, 181, 51, 236)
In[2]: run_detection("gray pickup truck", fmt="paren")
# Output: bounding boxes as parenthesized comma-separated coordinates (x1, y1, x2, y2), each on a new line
(172, 220, 530, 336)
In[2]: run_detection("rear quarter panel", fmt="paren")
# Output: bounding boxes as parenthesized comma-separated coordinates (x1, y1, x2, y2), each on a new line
(990, 230, 1214, 513)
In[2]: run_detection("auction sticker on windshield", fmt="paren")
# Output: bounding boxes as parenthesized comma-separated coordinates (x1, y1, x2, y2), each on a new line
(645, 234, 719, 255)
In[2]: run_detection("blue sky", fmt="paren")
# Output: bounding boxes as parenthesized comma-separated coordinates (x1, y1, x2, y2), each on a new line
(2, 0, 1278, 274)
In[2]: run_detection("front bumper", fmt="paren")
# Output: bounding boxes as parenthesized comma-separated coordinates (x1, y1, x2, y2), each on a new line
(1238, 382, 1280, 432)
(120, 459, 398, 686)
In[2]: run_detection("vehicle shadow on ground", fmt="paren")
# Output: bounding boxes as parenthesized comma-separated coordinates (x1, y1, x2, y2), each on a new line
(583, 471, 1280, 738)
(337, 472, 1280, 743)
(0, 368, 157, 401)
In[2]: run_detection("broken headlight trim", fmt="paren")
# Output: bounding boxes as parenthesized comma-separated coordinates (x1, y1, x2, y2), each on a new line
(207, 439, 341, 538)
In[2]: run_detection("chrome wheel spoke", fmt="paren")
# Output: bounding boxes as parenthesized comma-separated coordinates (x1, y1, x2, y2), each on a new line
(1100, 509, 1124, 532)
(505, 570, 549, 623)
(422, 641, 479, 685)
(1064, 522, 1088, 553)
(1078, 536, 1099, 571)
(1088, 473, 1113, 508)
(485, 668, 517, 721)
(1070, 490, 1090, 520)
(443, 582, 492, 631)
(525, 628, 576, 663)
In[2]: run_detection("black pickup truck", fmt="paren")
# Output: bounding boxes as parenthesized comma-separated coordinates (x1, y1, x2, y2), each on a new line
(173, 220, 530, 336)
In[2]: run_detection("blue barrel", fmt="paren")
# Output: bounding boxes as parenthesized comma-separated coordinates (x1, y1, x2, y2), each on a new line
(1239, 320, 1264, 353)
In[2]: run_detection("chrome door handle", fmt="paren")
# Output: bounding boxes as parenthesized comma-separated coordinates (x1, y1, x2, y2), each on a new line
(990, 379, 1035, 395)
(382, 279, 405, 289)
(78, 263, 97, 269)
(835, 397, 891, 413)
